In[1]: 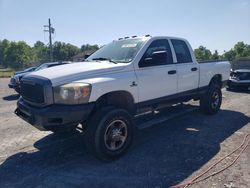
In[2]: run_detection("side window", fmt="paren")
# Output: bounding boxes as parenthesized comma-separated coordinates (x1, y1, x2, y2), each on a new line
(171, 39, 192, 63)
(139, 39, 173, 68)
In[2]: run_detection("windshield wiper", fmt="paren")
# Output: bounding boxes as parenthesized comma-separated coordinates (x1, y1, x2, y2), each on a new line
(92, 57, 118, 64)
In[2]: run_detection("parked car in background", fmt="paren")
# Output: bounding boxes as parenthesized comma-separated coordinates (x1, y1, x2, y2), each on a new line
(227, 69, 250, 90)
(8, 67, 37, 92)
(9, 62, 69, 93)
(13, 66, 37, 76)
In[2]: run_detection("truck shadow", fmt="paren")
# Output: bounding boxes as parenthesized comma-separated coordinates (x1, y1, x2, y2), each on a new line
(0, 109, 249, 188)
(2, 94, 20, 101)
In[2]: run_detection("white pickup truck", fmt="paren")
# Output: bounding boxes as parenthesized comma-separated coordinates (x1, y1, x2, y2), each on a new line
(15, 36, 230, 160)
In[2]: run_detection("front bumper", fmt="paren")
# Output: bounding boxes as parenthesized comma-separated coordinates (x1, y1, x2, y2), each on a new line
(227, 79, 250, 90)
(15, 97, 95, 131)
(8, 83, 15, 88)
(8, 77, 18, 88)
(8, 82, 18, 88)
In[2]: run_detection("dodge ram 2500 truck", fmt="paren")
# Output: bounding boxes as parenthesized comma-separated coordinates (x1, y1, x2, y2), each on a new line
(15, 36, 231, 160)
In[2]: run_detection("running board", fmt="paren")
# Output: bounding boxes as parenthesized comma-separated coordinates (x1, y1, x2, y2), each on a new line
(135, 104, 198, 130)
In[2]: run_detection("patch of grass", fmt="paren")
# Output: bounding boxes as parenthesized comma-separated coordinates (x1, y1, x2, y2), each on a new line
(0, 68, 13, 71)
(0, 69, 14, 78)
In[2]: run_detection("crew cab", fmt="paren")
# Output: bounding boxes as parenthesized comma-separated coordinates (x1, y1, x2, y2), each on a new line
(15, 36, 231, 160)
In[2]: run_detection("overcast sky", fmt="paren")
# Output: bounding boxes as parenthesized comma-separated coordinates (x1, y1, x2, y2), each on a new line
(0, 0, 249, 54)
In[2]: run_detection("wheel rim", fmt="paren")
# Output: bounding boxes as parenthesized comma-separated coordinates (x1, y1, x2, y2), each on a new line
(104, 119, 128, 151)
(211, 90, 220, 109)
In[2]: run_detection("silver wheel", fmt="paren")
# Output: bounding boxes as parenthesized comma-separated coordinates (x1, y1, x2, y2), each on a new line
(211, 91, 220, 109)
(104, 120, 128, 151)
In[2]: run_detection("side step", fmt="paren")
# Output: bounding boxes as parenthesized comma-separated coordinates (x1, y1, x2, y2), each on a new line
(135, 104, 198, 130)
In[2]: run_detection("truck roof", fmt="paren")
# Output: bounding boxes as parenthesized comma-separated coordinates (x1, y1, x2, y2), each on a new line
(116, 35, 187, 41)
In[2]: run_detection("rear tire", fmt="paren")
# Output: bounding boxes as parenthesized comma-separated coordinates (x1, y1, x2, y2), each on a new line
(200, 85, 222, 115)
(84, 107, 134, 161)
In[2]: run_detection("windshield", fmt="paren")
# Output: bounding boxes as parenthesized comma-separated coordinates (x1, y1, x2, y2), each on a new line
(35, 64, 48, 71)
(26, 67, 36, 72)
(87, 38, 148, 63)
(24, 67, 35, 72)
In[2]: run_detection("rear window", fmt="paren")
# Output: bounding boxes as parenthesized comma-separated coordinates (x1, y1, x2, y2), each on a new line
(171, 39, 192, 63)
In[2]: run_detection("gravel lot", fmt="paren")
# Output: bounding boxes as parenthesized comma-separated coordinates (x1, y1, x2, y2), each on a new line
(0, 77, 249, 188)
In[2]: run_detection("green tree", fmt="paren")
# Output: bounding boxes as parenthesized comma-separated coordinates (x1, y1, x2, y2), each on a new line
(194, 46, 212, 60)
(80, 44, 99, 52)
(0, 39, 100, 69)
(234, 42, 250, 58)
(0, 39, 10, 67)
(211, 50, 219, 60)
(33, 41, 49, 63)
(223, 49, 236, 61)
(2, 39, 249, 70)
(66, 43, 80, 60)
(5, 41, 34, 69)
(53, 42, 80, 61)
(222, 42, 250, 60)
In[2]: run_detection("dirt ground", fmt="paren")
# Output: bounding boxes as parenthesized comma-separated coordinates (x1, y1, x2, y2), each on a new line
(0, 77, 249, 188)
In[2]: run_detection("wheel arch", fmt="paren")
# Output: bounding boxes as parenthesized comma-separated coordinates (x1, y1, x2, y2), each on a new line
(94, 90, 136, 115)
(209, 74, 222, 88)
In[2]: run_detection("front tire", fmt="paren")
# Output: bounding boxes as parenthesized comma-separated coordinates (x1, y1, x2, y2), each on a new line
(84, 107, 134, 161)
(200, 86, 222, 115)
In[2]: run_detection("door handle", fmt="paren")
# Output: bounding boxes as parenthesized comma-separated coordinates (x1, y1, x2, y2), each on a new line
(168, 70, 177, 75)
(191, 67, 198, 71)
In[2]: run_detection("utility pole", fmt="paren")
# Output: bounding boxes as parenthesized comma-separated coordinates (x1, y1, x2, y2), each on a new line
(44, 18, 55, 62)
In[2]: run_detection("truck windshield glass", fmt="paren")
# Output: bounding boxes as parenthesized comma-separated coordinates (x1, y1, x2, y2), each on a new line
(35, 64, 48, 71)
(87, 38, 148, 63)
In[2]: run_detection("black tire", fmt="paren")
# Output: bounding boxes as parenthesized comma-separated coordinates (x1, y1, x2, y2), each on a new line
(84, 107, 134, 161)
(200, 85, 222, 115)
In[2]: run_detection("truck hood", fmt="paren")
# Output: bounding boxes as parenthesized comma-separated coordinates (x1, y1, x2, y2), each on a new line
(14, 71, 30, 79)
(27, 61, 127, 86)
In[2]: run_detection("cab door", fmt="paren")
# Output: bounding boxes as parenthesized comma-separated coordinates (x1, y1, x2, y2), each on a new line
(134, 39, 177, 103)
(171, 39, 199, 93)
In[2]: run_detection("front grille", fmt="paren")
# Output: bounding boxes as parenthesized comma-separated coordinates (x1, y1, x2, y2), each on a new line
(231, 71, 250, 81)
(21, 80, 45, 104)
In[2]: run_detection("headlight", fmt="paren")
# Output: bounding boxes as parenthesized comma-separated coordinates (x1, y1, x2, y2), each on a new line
(15, 77, 20, 83)
(53, 83, 91, 104)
